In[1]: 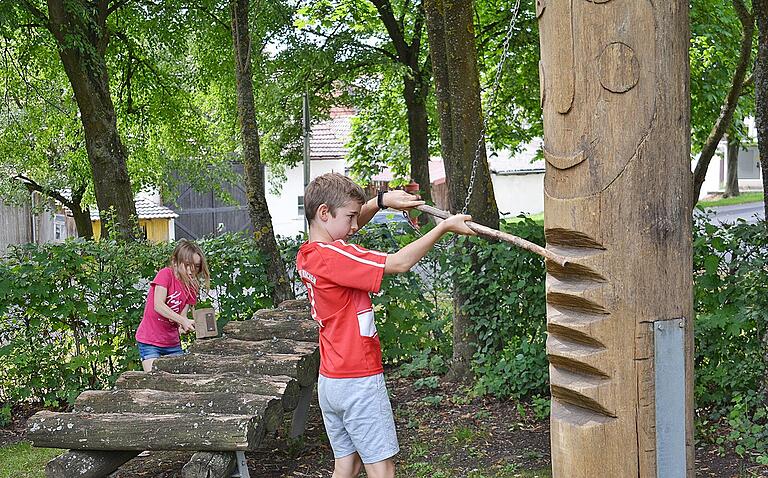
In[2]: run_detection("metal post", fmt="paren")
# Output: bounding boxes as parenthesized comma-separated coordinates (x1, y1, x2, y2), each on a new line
(302, 87, 311, 234)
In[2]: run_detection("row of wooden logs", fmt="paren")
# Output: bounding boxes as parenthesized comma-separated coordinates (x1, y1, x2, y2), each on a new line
(26, 300, 319, 478)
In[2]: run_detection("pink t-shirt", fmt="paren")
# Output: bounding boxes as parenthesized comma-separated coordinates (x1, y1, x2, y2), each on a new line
(135, 267, 197, 347)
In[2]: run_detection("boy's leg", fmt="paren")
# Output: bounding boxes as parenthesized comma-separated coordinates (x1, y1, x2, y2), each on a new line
(332, 452, 363, 478)
(362, 458, 395, 478)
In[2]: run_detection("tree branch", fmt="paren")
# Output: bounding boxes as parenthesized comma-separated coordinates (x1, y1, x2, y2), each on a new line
(107, 0, 134, 15)
(300, 26, 398, 62)
(12, 174, 76, 209)
(19, 0, 49, 26)
(188, 2, 229, 31)
(692, 0, 755, 204)
(369, 0, 409, 63)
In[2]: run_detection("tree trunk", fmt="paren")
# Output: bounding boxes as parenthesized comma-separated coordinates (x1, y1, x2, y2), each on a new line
(230, 0, 294, 304)
(756, 0, 768, 220)
(404, 73, 433, 208)
(46, 0, 137, 240)
(369, 0, 433, 210)
(754, 0, 768, 404)
(70, 186, 94, 239)
(724, 131, 740, 198)
(692, 0, 755, 205)
(424, 0, 499, 382)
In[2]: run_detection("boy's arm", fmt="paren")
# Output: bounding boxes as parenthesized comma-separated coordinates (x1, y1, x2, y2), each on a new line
(384, 214, 474, 274)
(358, 190, 424, 228)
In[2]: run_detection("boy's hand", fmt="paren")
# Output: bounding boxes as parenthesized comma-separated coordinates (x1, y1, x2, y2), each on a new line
(383, 190, 424, 210)
(442, 214, 476, 236)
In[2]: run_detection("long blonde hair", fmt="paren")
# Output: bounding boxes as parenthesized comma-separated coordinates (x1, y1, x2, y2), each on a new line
(169, 239, 211, 297)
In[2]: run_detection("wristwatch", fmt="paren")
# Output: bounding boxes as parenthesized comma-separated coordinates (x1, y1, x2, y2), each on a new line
(377, 190, 386, 210)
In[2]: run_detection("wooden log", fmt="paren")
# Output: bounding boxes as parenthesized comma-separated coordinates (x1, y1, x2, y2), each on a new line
(27, 411, 264, 451)
(152, 351, 320, 387)
(223, 318, 318, 343)
(182, 452, 236, 478)
(45, 450, 138, 478)
(115, 371, 302, 411)
(290, 385, 314, 439)
(277, 299, 310, 311)
(73, 389, 284, 432)
(253, 308, 311, 321)
(189, 337, 317, 356)
(537, 1, 693, 477)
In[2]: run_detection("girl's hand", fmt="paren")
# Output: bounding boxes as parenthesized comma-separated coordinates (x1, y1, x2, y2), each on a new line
(442, 214, 476, 236)
(179, 318, 196, 334)
(383, 190, 424, 211)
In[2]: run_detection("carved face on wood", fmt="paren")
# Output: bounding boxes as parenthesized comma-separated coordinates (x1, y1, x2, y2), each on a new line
(537, 0, 655, 199)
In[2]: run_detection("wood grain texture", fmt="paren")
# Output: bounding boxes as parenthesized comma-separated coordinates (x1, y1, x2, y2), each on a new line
(538, 1, 693, 477)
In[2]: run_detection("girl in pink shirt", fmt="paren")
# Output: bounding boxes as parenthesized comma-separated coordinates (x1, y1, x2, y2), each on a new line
(135, 239, 211, 372)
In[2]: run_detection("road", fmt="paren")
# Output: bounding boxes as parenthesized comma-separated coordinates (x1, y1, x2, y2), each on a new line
(708, 201, 765, 224)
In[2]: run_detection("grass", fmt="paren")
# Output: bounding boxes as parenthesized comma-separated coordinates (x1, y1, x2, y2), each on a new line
(504, 212, 544, 224)
(0, 442, 61, 478)
(697, 191, 764, 208)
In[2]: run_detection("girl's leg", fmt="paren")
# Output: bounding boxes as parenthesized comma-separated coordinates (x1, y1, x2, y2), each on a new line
(141, 358, 156, 372)
(332, 452, 362, 478)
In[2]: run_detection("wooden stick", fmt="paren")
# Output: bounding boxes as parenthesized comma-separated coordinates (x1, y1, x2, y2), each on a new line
(415, 204, 568, 267)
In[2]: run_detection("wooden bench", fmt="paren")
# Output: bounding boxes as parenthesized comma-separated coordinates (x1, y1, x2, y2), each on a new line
(27, 300, 318, 478)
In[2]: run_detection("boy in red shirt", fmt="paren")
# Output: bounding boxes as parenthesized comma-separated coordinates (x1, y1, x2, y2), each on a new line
(297, 173, 474, 478)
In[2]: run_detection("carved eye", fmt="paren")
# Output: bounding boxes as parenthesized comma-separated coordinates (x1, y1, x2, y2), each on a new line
(598, 42, 639, 94)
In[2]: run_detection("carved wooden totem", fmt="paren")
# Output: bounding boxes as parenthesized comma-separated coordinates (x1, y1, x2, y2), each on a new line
(537, 1, 693, 477)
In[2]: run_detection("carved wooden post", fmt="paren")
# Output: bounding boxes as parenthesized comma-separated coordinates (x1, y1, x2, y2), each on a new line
(537, 1, 693, 477)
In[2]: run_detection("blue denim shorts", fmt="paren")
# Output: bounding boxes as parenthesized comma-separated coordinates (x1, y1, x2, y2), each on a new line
(137, 341, 184, 361)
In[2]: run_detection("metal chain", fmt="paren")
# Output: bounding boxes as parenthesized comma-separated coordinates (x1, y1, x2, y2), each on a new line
(400, 1, 521, 251)
(461, 0, 522, 215)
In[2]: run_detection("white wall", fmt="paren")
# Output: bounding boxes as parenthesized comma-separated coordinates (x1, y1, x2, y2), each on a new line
(492, 172, 545, 217)
(266, 159, 346, 237)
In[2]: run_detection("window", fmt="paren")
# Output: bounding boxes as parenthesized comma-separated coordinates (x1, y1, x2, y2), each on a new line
(298, 196, 305, 217)
(54, 214, 66, 241)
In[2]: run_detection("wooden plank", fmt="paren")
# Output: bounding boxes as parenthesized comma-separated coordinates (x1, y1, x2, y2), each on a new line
(182, 452, 236, 478)
(152, 351, 320, 387)
(277, 299, 310, 311)
(223, 318, 318, 343)
(73, 389, 284, 432)
(252, 308, 311, 321)
(189, 337, 317, 356)
(27, 411, 264, 451)
(45, 450, 138, 478)
(114, 372, 301, 411)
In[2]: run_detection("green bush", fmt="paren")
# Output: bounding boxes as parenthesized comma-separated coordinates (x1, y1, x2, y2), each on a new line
(447, 218, 548, 398)
(692, 212, 768, 461)
(0, 234, 274, 409)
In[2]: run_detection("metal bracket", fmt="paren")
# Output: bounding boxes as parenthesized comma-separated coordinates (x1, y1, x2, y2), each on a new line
(654, 318, 686, 478)
(230, 451, 250, 478)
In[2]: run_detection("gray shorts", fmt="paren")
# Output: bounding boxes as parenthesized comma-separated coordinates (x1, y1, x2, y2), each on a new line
(318, 373, 399, 464)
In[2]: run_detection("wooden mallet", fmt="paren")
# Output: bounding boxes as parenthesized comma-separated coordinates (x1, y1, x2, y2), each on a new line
(414, 204, 569, 267)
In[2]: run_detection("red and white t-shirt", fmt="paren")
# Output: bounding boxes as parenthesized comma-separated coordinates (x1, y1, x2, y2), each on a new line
(296, 240, 387, 378)
(135, 267, 197, 347)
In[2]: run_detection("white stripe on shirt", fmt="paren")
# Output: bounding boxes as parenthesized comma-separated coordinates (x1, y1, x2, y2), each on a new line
(317, 242, 386, 268)
(337, 240, 388, 257)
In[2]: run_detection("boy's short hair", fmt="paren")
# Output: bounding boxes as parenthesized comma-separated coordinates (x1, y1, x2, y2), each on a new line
(305, 173, 367, 221)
